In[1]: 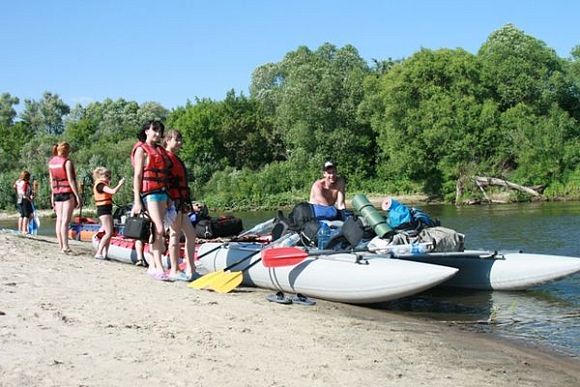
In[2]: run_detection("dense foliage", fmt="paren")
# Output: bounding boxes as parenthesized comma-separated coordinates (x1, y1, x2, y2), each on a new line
(1, 25, 579, 211)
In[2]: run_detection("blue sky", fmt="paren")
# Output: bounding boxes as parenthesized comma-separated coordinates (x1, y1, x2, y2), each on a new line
(2, 0, 578, 111)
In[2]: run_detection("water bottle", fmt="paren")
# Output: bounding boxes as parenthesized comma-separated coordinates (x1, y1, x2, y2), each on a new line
(279, 233, 301, 247)
(410, 242, 434, 255)
(317, 222, 331, 250)
(410, 243, 424, 255)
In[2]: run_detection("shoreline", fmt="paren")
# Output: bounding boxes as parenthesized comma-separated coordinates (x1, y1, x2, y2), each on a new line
(0, 232, 578, 386)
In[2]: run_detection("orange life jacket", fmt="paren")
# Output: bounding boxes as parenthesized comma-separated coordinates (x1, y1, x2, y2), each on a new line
(166, 151, 191, 202)
(131, 141, 172, 195)
(93, 179, 113, 206)
(49, 156, 74, 194)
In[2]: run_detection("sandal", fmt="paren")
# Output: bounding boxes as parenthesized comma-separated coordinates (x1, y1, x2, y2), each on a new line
(168, 271, 192, 282)
(266, 291, 293, 305)
(147, 269, 173, 282)
(291, 293, 316, 306)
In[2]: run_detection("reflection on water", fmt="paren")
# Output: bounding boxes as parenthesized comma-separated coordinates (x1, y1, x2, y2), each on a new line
(1, 202, 579, 356)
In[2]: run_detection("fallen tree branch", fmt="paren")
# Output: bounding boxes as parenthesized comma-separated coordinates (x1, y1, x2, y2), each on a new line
(474, 176, 542, 197)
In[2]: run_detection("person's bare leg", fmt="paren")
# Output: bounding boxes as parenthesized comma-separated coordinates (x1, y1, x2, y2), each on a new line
(146, 200, 167, 273)
(59, 199, 75, 252)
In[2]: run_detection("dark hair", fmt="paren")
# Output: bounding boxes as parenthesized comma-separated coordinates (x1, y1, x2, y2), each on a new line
(137, 120, 165, 142)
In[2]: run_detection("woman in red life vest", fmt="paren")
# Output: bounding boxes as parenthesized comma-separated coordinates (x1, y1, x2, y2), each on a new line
(48, 142, 81, 254)
(92, 167, 125, 259)
(13, 170, 34, 234)
(131, 120, 172, 280)
(163, 130, 197, 281)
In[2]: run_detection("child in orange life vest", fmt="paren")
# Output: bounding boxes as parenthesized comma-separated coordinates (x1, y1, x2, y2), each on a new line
(48, 142, 81, 254)
(92, 167, 125, 259)
(13, 170, 34, 234)
(163, 129, 197, 281)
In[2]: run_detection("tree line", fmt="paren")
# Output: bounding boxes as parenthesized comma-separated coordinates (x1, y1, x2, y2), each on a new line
(1, 24, 579, 212)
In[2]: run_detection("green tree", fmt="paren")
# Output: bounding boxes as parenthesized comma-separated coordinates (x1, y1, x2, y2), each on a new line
(166, 99, 226, 194)
(0, 92, 20, 127)
(20, 91, 70, 135)
(369, 48, 494, 195)
(251, 43, 374, 181)
(478, 24, 570, 114)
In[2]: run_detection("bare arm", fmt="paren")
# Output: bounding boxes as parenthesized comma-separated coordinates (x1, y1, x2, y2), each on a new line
(133, 147, 145, 214)
(335, 177, 346, 210)
(309, 180, 324, 205)
(102, 178, 125, 195)
(65, 160, 81, 208)
(48, 172, 54, 208)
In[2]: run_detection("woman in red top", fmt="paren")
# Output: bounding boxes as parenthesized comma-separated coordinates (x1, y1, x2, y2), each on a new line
(48, 142, 81, 254)
(163, 130, 196, 281)
(131, 120, 172, 280)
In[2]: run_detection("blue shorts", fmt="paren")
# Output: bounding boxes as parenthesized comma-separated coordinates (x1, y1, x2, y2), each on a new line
(143, 192, 169, 203)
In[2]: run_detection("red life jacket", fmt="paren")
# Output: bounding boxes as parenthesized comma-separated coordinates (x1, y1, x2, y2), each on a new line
(93, 179, 113, 206)
(49, 156, 74, 194)
(131, 141, 172, 195)
(166, 151, 191, 202)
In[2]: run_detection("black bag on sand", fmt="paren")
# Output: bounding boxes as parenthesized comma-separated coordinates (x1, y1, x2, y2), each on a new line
(124, 212, 152, 241)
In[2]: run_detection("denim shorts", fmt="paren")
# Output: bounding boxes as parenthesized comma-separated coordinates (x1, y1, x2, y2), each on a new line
(143, 192, 169, 203)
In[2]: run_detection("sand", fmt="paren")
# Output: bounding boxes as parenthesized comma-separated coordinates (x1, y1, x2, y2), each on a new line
(0, 231, 579, 387)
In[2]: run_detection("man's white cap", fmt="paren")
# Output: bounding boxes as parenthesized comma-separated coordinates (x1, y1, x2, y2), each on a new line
(323, 161, 336, 170)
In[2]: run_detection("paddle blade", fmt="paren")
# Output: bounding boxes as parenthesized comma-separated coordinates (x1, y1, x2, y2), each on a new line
(209, 272, 244, 293)
(261, 247, 309, 268)
(187, 270, 224, 289)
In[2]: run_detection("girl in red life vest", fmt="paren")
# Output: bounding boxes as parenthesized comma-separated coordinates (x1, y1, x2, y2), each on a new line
(13, 170, 34, 234)
(131, 120, 172, 280)
(48, 142, 81, 254)
(163, 130, 197, 281)
(92, 167, 125, 259)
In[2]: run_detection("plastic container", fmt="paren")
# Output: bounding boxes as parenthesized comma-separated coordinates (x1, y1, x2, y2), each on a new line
(390, 242, 433, 256)
(279, 233, 301, 247)
(317, 222, 332, 250)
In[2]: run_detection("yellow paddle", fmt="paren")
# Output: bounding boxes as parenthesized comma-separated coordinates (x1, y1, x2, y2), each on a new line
(188, 250, 261, 289)
(188, 218, 279, 289)
(208, 256, 264, 293)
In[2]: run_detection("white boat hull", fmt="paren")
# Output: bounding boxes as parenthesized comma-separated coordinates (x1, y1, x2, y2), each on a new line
(196, 243, 458, 304)
(395, 250, 580, 290)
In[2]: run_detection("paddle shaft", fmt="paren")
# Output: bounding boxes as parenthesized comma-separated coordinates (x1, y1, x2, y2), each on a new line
(210, 257, 264, 293)
(304, 247, 372, 256)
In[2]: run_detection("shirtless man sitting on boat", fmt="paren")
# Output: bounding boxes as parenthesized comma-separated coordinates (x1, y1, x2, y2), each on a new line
(309, 161, 346, 220)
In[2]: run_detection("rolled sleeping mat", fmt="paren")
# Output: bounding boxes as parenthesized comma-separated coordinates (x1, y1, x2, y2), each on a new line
(351, 194, 391, 238)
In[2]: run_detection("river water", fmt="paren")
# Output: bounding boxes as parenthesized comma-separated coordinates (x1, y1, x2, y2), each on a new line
(239, 201, 580, 357)
(5, 201, 579, 356)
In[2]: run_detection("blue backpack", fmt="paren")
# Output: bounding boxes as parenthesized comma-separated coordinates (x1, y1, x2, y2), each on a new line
(409, 207, 440, 229)
(386, 200, 440, 233)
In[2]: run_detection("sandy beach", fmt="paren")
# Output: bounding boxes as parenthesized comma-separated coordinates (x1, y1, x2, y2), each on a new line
(0, 232, 579, 387)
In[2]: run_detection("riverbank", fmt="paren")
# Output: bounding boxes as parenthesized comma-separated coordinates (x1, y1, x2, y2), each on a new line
(0, 232, 578, 386)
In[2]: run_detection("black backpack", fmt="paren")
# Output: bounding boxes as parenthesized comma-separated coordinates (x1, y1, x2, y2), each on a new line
(195, 215, 244, 239)
(287, 202, 315, 231)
